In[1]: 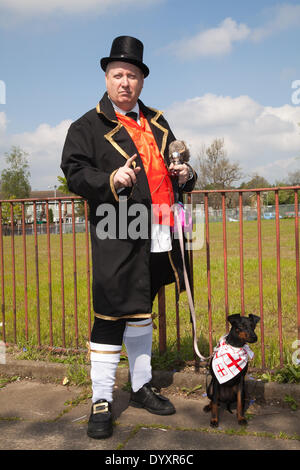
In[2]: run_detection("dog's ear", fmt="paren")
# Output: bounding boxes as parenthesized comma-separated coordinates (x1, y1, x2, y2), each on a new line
(249, 314, 260, 327)
(228, 314, 241, 326)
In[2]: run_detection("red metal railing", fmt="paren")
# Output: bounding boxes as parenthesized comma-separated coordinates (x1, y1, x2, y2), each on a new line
(186, 187, 300, 369)
(1, 187, 300, 368)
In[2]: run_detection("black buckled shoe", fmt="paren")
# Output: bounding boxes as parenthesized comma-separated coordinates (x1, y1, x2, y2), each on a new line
(87, 399, 113, 439)
(129, 382, 176, 415)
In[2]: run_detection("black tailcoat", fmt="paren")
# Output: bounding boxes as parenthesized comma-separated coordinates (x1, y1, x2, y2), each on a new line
(61, 92, 196, 318)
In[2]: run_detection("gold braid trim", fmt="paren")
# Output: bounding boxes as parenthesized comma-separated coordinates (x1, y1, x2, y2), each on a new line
(86, 341, 122, 361)
(126, 320, 153, 328)
(104, 123, 131, 161)
(110, 169, 119, 202)
(148, 107, 168, 159)
(94, 312, 152, 321)
(90, 349, 121, 354)
(86, 314, 158, 359)
(93, 312, 157, 328)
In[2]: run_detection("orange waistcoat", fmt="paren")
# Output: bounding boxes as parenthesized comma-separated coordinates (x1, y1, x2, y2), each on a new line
(116, 111, 174, 226)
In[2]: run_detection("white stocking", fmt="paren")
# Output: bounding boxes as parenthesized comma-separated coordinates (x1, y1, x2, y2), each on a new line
(90, 342, 121, 403)
(123, 319, 153, 392)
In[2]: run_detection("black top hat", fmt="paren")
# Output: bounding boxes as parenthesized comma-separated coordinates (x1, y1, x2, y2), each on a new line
(100, 36, 149, 77)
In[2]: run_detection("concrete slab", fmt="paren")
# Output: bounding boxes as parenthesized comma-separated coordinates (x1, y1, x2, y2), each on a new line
(0, 420, 133, 450)
(117, 392, 300, 437)
(124, 427, 300, 451)
(0, 379, 83, 421)
(1, 370, 300, 451)
(246, 403, 300, 436)
(54, 387, 130, 426)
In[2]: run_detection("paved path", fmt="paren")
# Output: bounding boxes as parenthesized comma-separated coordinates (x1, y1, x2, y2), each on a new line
(0, 377, 300, 452)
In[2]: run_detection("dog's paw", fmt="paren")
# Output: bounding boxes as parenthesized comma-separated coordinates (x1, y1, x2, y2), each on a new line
(210, 419, 219, 428)
(238, 417, 248, 426)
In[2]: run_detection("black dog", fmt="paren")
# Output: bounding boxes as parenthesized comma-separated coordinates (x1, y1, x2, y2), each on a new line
(204, 314, 260, 427)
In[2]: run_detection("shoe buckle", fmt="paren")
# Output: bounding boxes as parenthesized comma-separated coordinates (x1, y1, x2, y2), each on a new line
(150, 386, 168, 402)
(93, 402, 109, 414)
(150, 386, 160, 396)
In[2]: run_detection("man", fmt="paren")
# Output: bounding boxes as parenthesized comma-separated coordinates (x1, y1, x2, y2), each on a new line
(61, 36, 197, 439)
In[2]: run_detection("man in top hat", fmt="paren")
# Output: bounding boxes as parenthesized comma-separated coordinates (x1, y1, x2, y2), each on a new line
(61, 36, 197, 439)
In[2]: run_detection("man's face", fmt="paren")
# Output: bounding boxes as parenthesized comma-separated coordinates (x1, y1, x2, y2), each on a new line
(105, 61, 144, 111)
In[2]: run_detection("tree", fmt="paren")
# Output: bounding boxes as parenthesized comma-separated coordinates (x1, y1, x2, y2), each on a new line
(1, 146, 31, 199)
(57, 175, 88, 219)
(196, 138, 242, 190)
(195, 138, 243, 208)
(239, 174, 271, 206)
(1, 196, 22, 225)
(57, 175, 72, 195)
(267, 181, 295, 206)
(240, 174, 271, 190)
(48, 208, 54, 224)
(287, 170, 300, 186)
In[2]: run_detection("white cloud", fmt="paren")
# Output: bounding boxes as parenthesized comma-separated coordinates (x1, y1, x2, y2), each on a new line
(167, 94, 261, 129)
(166, 4, 300, 59)
(167, 18, 250, 59)
(251, 3, 300, 42)
(164, 94, 300, 184)
(0, 119, 72, 190)
(0, 0, 161, 18)
(0, 112, 7, 133)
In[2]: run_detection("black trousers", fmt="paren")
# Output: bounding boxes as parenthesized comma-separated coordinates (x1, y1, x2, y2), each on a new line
(90, 252, 172, 345)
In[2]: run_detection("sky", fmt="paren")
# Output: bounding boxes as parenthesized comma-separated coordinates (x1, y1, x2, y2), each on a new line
(0, 0, 300, 191)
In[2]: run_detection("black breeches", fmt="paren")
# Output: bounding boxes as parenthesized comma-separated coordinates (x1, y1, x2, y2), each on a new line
(90, 252, 172, 345)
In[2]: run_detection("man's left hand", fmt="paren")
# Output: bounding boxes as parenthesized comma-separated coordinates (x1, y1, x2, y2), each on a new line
(168, 163, 191, 185)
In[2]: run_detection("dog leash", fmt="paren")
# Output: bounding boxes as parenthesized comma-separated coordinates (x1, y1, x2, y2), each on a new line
(175, 204, 208, 362)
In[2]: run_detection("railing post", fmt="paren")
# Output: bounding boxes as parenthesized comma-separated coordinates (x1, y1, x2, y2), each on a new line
(71, 200, 78, 349)
(256, 191, 265, 368)
(84, 200, 92, 340)
(0, 203, 5, 342)
(239, 192, 245, 316)
(275, 190, 283, 367)
(204, 193, 213, 355)
(46, 201, 53, 346)
(58, 200, 66, 348)
(158, 287, 166, 355)
(222, 193, 229, 331)
(10, 203, 16, 343)
(33, 202, 41, 346)
(21, 202, 28, 341)
(295, 190, 300, 342)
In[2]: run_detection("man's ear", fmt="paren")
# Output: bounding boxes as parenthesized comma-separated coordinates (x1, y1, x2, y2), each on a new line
(228, 314, 241, 326)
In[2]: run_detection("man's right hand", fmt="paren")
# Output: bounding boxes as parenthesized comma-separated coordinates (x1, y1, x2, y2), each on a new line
(113, 153, 141, 191)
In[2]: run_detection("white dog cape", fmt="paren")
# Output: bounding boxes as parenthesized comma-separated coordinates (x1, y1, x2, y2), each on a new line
(212, 336, 254, 384)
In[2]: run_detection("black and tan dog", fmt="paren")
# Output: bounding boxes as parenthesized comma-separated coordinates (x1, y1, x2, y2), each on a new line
(204, 314, 260, 427)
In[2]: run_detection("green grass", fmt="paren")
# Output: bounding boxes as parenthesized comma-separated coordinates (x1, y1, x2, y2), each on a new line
(1, 218, 300, 369)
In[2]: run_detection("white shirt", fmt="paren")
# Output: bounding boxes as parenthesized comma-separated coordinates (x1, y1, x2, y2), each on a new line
(109, 97, 172, 252)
